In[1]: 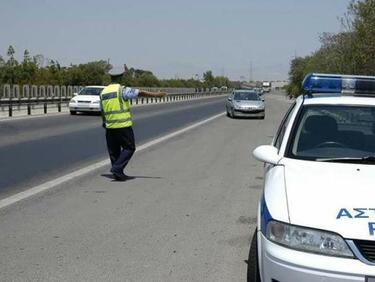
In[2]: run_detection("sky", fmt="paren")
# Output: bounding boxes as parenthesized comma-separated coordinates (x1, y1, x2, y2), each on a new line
(0, 0, 351, 81)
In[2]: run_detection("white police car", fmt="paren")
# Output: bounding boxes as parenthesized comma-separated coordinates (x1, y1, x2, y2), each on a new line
(249, 74, 375, 282)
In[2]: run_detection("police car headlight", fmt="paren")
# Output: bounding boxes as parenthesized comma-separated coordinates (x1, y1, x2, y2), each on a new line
(266, 221, 353, 258)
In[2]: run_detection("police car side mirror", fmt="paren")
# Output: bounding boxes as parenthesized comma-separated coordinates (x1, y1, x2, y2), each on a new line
(252, 145, 281, 165)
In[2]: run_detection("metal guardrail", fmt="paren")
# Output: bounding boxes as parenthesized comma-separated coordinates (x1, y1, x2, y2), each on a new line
(0, 84, 230, 117)
(0, 84, 224, 104)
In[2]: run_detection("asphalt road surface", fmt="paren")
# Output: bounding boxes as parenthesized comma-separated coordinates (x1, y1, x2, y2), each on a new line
(0, 92, 291, 282)
(0, 96, 227, 198)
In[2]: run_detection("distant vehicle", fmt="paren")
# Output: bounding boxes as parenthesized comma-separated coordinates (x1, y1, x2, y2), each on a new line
(254, 87, 264, 96)
(249, 73, 375, 281)
(226, 90, 265, 119)
(69, 86, 105, 115)
(262, 81, 271, 93)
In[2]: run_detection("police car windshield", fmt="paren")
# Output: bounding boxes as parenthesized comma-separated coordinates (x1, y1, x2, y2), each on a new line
(234, 92, 259, 101)
(79, 87, 103, 96)
(288, 105, 375, 162)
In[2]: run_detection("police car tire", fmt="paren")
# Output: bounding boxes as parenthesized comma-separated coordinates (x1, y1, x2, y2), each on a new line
(247, 230, 261, 282)
(70, 111, 77, 115)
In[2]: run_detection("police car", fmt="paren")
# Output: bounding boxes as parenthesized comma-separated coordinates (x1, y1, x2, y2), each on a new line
(249, 74, 375, 282)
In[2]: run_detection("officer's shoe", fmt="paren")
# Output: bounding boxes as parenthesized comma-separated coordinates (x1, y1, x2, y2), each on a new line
(110, 169, 127, 181)
(111, 170, 134, 181)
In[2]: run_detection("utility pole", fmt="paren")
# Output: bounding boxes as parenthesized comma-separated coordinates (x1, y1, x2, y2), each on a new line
(249, 61, 253, 83)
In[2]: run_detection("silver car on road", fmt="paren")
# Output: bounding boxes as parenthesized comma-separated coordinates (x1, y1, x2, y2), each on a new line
(226, 90, 265, 119)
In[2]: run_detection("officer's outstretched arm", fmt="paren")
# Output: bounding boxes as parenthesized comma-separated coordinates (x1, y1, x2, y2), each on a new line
(139, 90, 167, 97)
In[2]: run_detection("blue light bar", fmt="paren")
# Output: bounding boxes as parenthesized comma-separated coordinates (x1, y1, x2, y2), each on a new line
(302, 73, 375, 96)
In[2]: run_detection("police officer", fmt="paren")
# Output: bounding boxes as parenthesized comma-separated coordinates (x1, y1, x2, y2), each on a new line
(100, 71, 167, 181)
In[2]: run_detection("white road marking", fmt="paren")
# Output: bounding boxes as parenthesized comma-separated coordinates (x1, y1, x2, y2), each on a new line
(0, 112, 225, 209)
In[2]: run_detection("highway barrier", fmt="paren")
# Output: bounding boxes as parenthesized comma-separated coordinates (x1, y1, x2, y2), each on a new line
(0, 84, 230, 117)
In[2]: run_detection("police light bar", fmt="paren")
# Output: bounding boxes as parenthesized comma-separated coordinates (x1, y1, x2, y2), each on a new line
(302, 73, 375, 96)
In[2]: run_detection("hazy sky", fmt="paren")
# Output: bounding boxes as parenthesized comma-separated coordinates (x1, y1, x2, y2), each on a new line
(0, 0, 351, 80)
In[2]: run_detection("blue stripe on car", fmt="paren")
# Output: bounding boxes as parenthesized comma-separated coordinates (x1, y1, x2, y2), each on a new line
(260, 195, 273, 235)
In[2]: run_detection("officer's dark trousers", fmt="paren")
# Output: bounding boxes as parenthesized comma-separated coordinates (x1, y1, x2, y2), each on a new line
(105, 127, 136, 174)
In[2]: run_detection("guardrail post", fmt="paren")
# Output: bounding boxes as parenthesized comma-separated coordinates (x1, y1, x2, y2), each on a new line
(57, 102, 61, 112)
(136, 98, 138, 105)
(27, 104, 31, 115)
(13, 85, 20, 110)
(8, 104, 12, 117)
(39, 86, 46, 101)
(44, 103, 47, 114)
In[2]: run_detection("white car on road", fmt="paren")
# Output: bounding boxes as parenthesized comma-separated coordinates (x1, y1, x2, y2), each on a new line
(249, 74, 375, 282)
(69, 86, 105, 115)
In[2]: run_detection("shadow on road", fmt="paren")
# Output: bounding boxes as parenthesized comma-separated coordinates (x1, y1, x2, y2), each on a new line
(101, 173, 163, 181)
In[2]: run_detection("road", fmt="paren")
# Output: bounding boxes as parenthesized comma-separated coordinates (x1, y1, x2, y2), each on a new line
(0, 92, 291, 282)
(0, 96, 226, 198)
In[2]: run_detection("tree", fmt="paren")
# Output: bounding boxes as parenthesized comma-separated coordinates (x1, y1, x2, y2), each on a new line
(7, 45, 15, 59)
(287, 0, 375, 97)
(23, 49, 31, 63)
(203, 70, 215, 87)
(348, 0, 375, 75)
(0, 56, 4, 67)
(0, 48, 236, 87)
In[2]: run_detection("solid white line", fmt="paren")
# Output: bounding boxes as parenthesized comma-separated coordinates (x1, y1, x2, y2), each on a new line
(0, 112, 225, 209)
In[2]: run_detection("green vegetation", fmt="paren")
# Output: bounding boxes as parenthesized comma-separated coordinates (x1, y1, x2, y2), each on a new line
(287, 0, 375, 97)
(0, 48, 233, 88)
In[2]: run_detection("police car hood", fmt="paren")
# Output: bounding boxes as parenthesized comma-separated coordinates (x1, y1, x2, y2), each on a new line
(282, 158, 375, 240)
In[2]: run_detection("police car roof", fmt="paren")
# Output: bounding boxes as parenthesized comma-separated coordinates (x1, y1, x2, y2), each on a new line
(300, 73, 375, 106)
(300, 95, 375, 106)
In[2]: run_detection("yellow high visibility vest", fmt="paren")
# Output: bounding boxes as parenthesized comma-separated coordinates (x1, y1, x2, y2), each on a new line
(100, 84, 133, 129)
